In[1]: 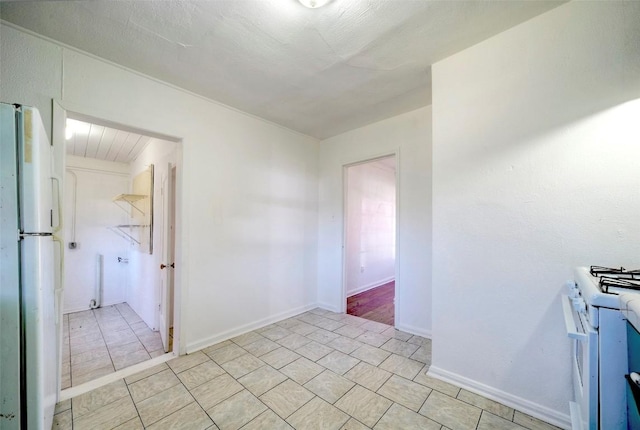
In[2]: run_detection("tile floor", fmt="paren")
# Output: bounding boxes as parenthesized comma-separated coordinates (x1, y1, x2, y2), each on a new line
(62, 303, 166, 388)
(53, 308, 561, 430)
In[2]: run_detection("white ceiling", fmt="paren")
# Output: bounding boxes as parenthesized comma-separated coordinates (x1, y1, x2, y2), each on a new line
(66, 118, 153, 164)
(0, 0, 564, 139)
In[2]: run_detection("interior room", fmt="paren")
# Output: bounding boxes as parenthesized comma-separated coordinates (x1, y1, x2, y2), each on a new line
(1, 1, 639, 429)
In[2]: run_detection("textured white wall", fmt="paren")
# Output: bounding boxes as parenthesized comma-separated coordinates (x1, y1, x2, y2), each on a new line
(63, 156, 129, 313)
(318, 106, 432, 336)
(345, 160, 396, 296)
(1, 23, 320, 353)
(431, 1, 640, 426)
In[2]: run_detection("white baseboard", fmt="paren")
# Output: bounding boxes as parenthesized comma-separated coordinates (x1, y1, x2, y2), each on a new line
(317, 301, 342, 313)
(63, 299, 125, 315)
(346, 276, 395, 298)
(185, 302, 319, 353)
(427, 366, 571, 430)
(395, 322, 431, 339)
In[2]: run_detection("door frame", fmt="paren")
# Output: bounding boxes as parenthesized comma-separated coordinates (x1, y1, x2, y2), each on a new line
(341, 151, 400, 325)
(52, 101, 184, 377)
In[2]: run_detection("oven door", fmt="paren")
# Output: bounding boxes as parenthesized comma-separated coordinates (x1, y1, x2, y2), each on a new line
(562, 294, 598, 430)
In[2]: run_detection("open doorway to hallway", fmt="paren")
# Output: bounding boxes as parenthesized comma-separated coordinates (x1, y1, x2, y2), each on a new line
(60, 115, 179, 388)
(344, 155, 397, 326)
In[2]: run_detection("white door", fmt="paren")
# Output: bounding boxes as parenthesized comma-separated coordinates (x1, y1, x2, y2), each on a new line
(156, 154, 176, 352)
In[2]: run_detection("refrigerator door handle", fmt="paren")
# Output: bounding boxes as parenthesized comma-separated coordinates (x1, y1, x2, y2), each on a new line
(52, 235, 64, 325)
(51, 176, 62, 234)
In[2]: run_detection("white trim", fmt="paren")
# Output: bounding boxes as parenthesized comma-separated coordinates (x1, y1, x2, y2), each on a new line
(346, 276, 395, 298)
(185, 303, 319, 353)
(427, 366, 571, 430)
(395, 322, 431, 339)
(317, 302, 342, 313)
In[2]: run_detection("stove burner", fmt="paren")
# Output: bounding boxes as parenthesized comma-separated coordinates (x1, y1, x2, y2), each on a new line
(599, 277, 640, 293)
(590, 266, 640, 279)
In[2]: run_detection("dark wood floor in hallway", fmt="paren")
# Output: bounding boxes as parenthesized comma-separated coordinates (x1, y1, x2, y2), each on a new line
(346, 281, 394, 326)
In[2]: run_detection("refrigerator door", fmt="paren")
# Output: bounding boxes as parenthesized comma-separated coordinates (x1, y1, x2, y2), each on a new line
(18, 106, 52, 235)
(0, 103, 22, 428)
(21, 235, 57, 430)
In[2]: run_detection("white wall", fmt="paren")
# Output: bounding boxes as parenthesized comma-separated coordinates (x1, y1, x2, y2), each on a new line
(431, 1, 640, 426)
(318, 106, 432, 337)
(0, 23, 320, 353)
(127, 138, 177, 329)
(345, 159, 396, 296)
(63, 156, 130, 313)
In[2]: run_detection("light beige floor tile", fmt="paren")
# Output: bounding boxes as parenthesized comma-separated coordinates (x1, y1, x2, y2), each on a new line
(207, 390, 267, 430)
(206, 343, 247, 365)
(290, 321, 319, 336)
(379, 354, 423, 380)
(70, 337, 106, 355)
(54, 399, 71, 414)
(359, 320, 390, 334)
(457, 389, 514, 420)
(376, 375, 431, 412)
(478, 411, 528, 430)
(513, 411, 562, 430)
(190, 373, 244, 410)
(382, 328, 413, 342)
(113, 348, 152, 370)
(355, 332, 391, 348)
(328, 336, 364, 354)
(295, 313, 324, 326)
(287, 396, 350, 430)
(260, 379, 315, 419)
(310, 308, 333, 316)
(238, 365, 287, 396)
(344, 362, 392, 392)
(201, 340, 232, 355)
(307, 328, 342, 344)
(413, 368, 460, 397)
(340, 418, 371, 430)
(231, 331, 265, 347)
(373, 403, 440, 430)
(135, 383, 193, 427)
(277, 333, 313, 350)
(317, 350, 360, 375)
(261, 326, 294, 341)
(72, 379, 129, 419)
(242, 410, 293, 430)
(128, 368, 181, 402)
(167, 350, 210, 374)
(113, 417, 144, 429)
(73, 395, 138, 430)
(220, 353, 265, 378)
(70, 354, 113, 376)
(177, 360, 226, 390)
(102, 328, 138, 347)
(334, 385, 392, 428)
(334, 324, 366, 339)
(52, 410, 72, 430)
(261, 347, 301, 369)
(407, 335, 428, 346)
(341, 314, 369, 327)
(380, 338, 420, 358)
(350, 344, 391, 366)
(146, 401, 213, 430)
(125, 363, 169, 384)
(410, 345, 431, 364)
(70, 346, 110, 365)
(279, 316, 309, 328)
(296, 340, 334, 361)
(72, 363, 116, 385)
(243, 337, 280, 357)
(419, 391, 481, 430)
(281, 357, 324, 384)
(304, 370, 355, 404)
(313, 317, 344, 331)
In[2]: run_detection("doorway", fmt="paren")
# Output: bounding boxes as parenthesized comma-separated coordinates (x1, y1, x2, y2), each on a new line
(344, 155, 397, 326)
(58, 113, 180, 388)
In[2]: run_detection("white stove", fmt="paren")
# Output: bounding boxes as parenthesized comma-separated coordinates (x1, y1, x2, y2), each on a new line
(563, 266, 640, 430)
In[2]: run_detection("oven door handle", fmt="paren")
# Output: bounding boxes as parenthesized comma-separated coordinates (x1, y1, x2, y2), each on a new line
(562, 294, 587, 341)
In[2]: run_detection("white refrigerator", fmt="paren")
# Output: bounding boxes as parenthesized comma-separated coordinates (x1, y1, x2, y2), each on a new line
(1, 103, 61, 429)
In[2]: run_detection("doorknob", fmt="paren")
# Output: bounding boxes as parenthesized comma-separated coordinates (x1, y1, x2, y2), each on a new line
(160, 263, 175, 270)
(160, 263, 166, 269)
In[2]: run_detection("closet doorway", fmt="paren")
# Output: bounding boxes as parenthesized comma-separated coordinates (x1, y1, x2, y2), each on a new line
(344, 155, 397, 326)
(59, 113, 180, 388)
